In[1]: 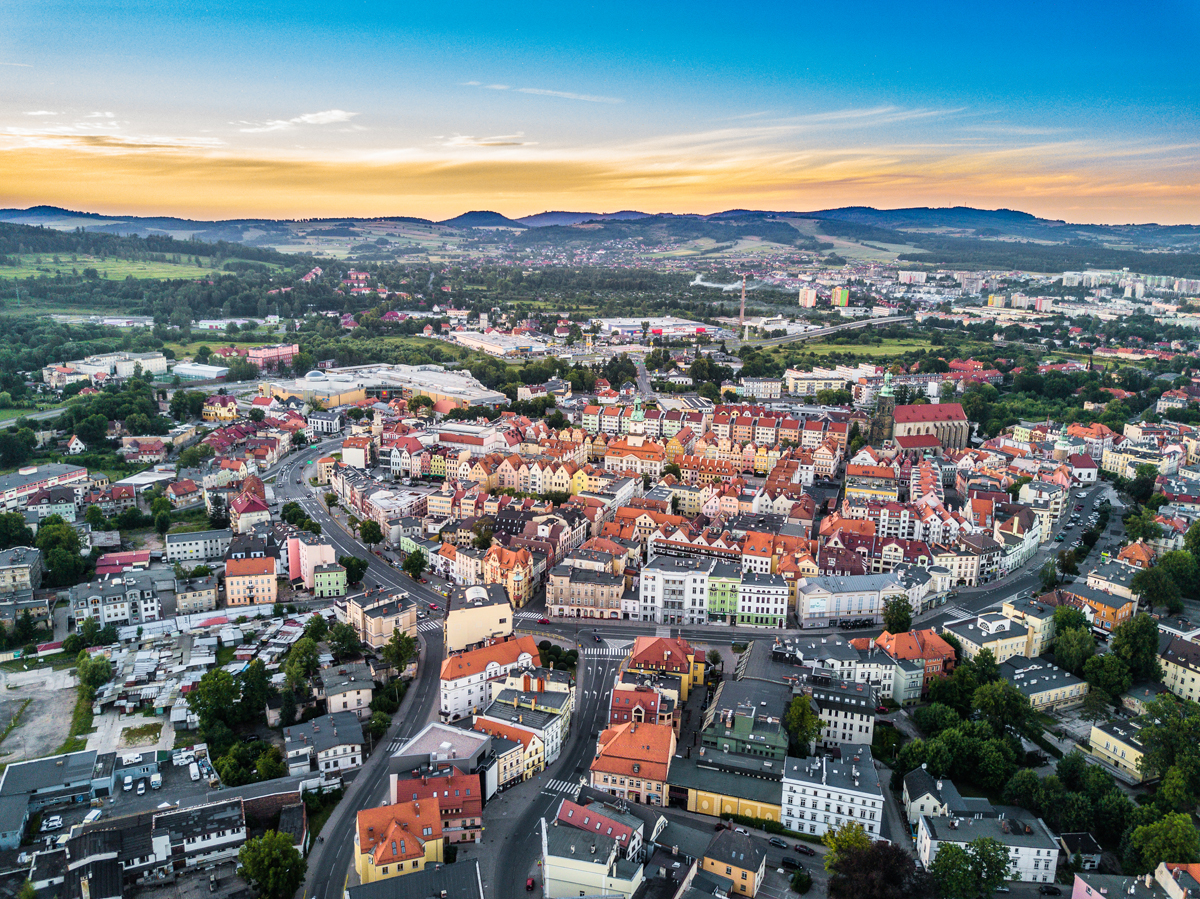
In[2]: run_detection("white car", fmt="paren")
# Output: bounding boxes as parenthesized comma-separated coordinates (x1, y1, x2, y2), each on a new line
(1076, 491, 1088, 498)
(41, 816, 62, 832)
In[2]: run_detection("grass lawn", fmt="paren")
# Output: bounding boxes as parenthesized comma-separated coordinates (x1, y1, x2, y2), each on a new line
(121, 722, 163, 746)
(0, 254, 284, 281)
(216, 646, 236, 666)
(0, 652, 78, 673)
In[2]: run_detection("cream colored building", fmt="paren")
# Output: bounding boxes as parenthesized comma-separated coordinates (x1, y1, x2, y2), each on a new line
(1089, 719, 1145, 783)
(341, 588, 418, 651)
(1160, 636, 1200, 704)
(999, 597, 1057, 657)
(174, 575, 218, 615)
(942, 612, 1029, 663)
(445, 584, 514, 653)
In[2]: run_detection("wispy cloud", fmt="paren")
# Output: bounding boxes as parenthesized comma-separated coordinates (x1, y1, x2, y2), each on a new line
(0, 62, 32, 68)
(464, 81, 622, 103)
(236, 109, 358, 133)
(515, 87, 622, 104)
(86, 111, 115, 119)
(25, 111, 58, 116)
(440, 132, 537, 148)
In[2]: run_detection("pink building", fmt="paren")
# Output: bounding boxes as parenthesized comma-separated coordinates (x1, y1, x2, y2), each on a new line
(287, 532, 336, 590)
(247, 343, 300, 371)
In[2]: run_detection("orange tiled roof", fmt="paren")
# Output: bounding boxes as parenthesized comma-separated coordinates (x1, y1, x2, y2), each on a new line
(439, 635, 540, 681)
(357, 799, 441, 865)
(591, 721, 676, 782)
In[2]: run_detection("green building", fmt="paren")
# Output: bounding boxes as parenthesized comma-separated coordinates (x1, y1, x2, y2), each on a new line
(313, 562, 347, 598)
(707, 560, 741, 623)
(700, 680, 792, 760)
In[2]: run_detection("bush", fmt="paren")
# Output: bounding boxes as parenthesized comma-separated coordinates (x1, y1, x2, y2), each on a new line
(791, 869, 813, 894)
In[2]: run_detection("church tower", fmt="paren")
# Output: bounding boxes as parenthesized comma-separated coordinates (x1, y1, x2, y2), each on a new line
(871, 372, 896, 443)
(1053, 423, 1071, 462)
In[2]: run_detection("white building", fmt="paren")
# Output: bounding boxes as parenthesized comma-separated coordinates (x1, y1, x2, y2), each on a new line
(164, 528, 233, 563)
(736, 571, 789, 628)
(638, 556, 712, 626)
(795, 571, 922, 629)
(439, 636, 538, 722)
(282, 712, 365, 776)
(810, 681, 877, 751)
(917, 814, 1060, 884)
(68, 571, 161, 627)
(782, 746, 885, 838)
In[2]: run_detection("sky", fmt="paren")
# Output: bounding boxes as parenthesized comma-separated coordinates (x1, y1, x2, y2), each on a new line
(2, 0, 1198, 224)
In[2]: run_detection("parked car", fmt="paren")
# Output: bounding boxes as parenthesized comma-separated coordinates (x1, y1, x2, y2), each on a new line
(137, 780, 146, 795)
(769, 837, 788, 849)
(42, 816, 62, 832)
(1038, 887, 1062, 896)
(781, 856, 803, 871)
(428, 602, 439, 610)
(734, 827, 749, 836)
(526, 877, 536, 892)
(794, 844, 816, 856)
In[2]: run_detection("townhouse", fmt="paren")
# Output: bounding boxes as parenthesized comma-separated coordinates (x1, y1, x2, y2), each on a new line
(782, 746, 884, 839)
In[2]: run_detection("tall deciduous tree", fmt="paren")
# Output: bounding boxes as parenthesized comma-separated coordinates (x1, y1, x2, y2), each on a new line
(1112, 613, 1163, 681)
(1054, 627, 1096, 675)
(822, 821, 871, 873)
(238, 831, 307, 899)
(881, 595, 912, 635)
(827, 841, 934, 899)
(1125, 812, 1200, 874)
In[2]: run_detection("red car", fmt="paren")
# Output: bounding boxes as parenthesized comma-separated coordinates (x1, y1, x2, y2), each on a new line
(419, 578, 428, 584)
(538, 617, 550, 624)
(429, 603, 439, 610)
(794, 844, 817, 857)
(526, 877, 536, 891)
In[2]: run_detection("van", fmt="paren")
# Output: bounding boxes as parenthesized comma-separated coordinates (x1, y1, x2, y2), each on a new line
(189, 762, 200, 782)
(83, 809, 102, 825)
(123, 776, 133, 792)
(150, 773, 162, 790)
(781, 857, 802, 871)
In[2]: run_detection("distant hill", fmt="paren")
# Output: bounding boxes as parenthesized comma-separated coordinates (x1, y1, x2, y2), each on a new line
(517, 210, 651, 227)
(437, 211, 526, 229)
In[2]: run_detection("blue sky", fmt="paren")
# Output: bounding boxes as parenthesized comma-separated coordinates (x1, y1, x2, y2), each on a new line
(1, 0, 1197, 221)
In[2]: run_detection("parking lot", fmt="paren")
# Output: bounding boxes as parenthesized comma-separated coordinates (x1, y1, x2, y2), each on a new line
(0, 665, 77, 762)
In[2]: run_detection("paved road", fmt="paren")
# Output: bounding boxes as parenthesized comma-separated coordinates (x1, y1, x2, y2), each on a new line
(274, 440, 450, 899)
(493, 648, 626, 899)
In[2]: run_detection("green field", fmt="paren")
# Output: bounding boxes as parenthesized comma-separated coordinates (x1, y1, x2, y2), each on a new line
(0, 254, 284, 281)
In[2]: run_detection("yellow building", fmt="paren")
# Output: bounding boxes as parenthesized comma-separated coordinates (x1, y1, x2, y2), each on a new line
(1000, 597, 1057, 657)
(444, 585, 515, 653)
(471, 719, 545, 782)
(669, 756, 783, 822)
(1160, 636, 1200, 704)
(942, 613, 1029, 663)
(703, 829, 768, 897)
(482, 545, 534, 607)
(355, 800, 443, 884)
(1089, 719, 1145, 783)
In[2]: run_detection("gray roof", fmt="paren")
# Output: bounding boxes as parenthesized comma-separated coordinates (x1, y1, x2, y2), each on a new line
(153, 798, 244, 843)
(668, 756, 783, 805)
(643, 556, 713, 575)
(0, 463, 85, 493)
(709, 560, 741, 581)
(1093, 718, 1144, 751)
(493, 688, 571, 714)
(943, 615, 1028, 645)
(348, 858, 484, 899)
(776, 634, 860, 664)
(811, 680, 877, 713)
(0, 546, 40, 569)
(654, 820, 716, 861)
(1072, 874, 1166, 899)
(921, 812, 1057, 849)
(544, 824, 617, 864)
(1087, 560, 1137, 588)
(165, 528, 232, 544)
(1002, 596, 1056, 621)
(784, 747, 882, 798)
(741, 571, 787, 589)
(704, 829, 766, 871)
(0, 749, 99, 795)
(448, 583, 510, 612)
(1068, 582, 1134, 611)
(801, 572, 908, 594)
(1059, 832, 1102, 856)
(902, 768, 972, 815)
(478, 700, 562, 732)
(320, 662, 375, 697)
(550, 565, 623, 588)
(710, 679, 792, 717)
(999, 656, 1085, 699)
(1161, 636, 1200, 674)
(284, 711, 365, 754)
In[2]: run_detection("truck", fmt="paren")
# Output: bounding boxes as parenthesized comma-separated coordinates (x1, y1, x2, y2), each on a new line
(189, 762, 200, 782)
(150, 773, 162, 790)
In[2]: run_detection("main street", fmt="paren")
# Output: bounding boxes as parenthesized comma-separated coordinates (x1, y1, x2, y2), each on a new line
(272, 440, 449, 899)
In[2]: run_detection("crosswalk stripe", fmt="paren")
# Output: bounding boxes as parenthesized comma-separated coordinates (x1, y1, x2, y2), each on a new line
(540, 778, 580, 795)
(581, 647, 627, 657)
(944, 605, 973, 621)
(417, 620, 442, 632)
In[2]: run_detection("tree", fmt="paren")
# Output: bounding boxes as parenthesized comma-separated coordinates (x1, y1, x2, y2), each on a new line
(367, 711, 391, 739)
(339, 555, 369, 585)
(238, 660, 272, 723)
(381, 630, 417, 673)
(187, 669, 239, 730)
(1124, 506, 1164, 543)
(359, 519, 383, 547)
(1125, 812, 1200, 874)
(154, 512, 171, 538)
(208, 494, 230, 529)
(1185, 519, 1200, 556)
(328, 622, 362, 660)
(248, 407, 266, 423)
(972, 680, 1031, 737)
(76, 651, 113, 689)
(912, 703, 961, 737)
(1038, 558, 1059, 592)
(1159, 550, 1200, 597)
(706, 648, 723, 670)
(972, 647, 1000, 685)
(822, 820, 871, 873)
(1002, 768, 1041, 810)
(1053, 604, 1089, 637)
(0, 511, 34, 551)
(931, 837, 1010, 899)
(1112, 613, 1163, 681)
(402, 549, 427, 580)
(785, 695, 822, 755)
(284, 636, 320, 689)
(1079, 688, 1114, 723)
(303, 614, 329, 642)
(1083, 652, 1132, 697)
(238, 831, 307, 899)
(255, 745, 286, 780)
(1132, 566, 1182, 614)
(1054, 627, 1096, 675)
(882, 595, 912, 635)
(826, 840, 934, 899)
